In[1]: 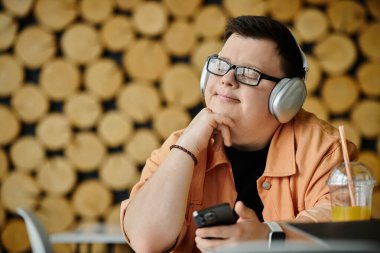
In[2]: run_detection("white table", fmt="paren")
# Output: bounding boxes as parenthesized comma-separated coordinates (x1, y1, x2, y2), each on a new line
(50, 223, 126, 253)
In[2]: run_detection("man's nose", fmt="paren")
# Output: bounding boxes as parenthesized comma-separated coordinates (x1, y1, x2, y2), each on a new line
(220, 68, 239, 88)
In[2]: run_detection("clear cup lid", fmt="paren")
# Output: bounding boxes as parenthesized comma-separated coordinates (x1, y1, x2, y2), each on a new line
(327, 161, 375, 186)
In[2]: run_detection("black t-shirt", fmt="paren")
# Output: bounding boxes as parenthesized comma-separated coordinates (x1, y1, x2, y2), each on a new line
(225, 145, 269, 222)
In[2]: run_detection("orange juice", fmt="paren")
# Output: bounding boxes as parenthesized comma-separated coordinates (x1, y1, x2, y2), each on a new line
(332, 206, 371, 221)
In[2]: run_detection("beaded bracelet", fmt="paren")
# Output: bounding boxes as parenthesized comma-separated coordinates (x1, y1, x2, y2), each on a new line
(169, 145, 198, 166)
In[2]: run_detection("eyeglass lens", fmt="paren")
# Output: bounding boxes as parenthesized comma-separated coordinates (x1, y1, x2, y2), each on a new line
(207, 57, 260, 86)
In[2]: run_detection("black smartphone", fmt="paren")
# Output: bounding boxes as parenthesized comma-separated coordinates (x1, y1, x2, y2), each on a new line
(192, 203, 236, 228)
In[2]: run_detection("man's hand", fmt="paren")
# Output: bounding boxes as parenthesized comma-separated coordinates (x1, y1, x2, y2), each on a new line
(176, 108, 235, 156)
(195, 201, 269, 252)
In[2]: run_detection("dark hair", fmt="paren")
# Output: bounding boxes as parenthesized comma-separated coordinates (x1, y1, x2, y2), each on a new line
(224, 16, 305, 79)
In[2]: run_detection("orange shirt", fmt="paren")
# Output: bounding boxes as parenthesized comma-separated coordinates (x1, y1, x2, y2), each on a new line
(120, 110, 357, 252)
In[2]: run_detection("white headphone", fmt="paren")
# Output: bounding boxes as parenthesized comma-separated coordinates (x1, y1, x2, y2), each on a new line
(200, 36, 308, 124)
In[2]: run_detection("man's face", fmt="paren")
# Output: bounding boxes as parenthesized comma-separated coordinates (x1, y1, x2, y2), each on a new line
(204, 33, 285, 150)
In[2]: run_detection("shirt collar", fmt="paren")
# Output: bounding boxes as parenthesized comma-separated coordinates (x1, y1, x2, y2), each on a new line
(264, 120, 297, 177)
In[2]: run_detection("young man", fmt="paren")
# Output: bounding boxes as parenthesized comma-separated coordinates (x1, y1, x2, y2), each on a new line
(120, 16, 357, 253)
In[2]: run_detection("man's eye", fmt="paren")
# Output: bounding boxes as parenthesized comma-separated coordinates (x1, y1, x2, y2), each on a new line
(217, 63, 227, 71)
(242, 69, 259, 78)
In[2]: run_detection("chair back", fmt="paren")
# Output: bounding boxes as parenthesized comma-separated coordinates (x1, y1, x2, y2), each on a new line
(16, 208, 54, 253)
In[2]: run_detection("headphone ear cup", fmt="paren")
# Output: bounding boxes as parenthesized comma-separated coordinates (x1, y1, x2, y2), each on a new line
(200, 61, 210, 95)
(269, 77, 307, 123)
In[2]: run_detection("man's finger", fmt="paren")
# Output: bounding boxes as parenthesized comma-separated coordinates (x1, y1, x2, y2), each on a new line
(235, 201, 258, 222)
(196, 226, 231, 239)
(218, 125, 232, 147)
(195, 236, 231, 253)
(212, 131, 223, 151)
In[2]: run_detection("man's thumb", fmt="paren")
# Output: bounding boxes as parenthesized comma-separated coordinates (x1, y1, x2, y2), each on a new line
(235, 201, 258, 222)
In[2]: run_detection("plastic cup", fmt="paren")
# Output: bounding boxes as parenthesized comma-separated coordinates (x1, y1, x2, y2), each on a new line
(327, 162, 375, 221)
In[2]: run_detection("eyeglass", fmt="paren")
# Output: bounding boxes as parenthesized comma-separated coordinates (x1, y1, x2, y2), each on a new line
(206, 54, 281, 86)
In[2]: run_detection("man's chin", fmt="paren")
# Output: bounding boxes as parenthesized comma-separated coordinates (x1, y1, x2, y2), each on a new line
(208, 106, 236, 118)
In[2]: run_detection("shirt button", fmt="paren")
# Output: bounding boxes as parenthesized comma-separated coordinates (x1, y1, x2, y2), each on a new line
(262, 181, 271, 190)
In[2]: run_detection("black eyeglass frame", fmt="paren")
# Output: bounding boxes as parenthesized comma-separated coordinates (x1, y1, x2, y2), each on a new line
(206, 54, 282, 86)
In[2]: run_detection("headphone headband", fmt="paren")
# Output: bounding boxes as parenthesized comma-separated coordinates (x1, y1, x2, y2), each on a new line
(292, 33, 308, 82)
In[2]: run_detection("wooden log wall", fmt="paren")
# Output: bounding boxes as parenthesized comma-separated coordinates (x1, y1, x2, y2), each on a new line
(0, 0, 379, 252)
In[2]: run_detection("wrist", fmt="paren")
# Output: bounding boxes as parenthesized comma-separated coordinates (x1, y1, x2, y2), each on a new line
(169, 145, 198, 166)
(175, 138, 201, 157)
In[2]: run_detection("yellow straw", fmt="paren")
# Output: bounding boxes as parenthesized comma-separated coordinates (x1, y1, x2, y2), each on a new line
(338, 126, 356, 206)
